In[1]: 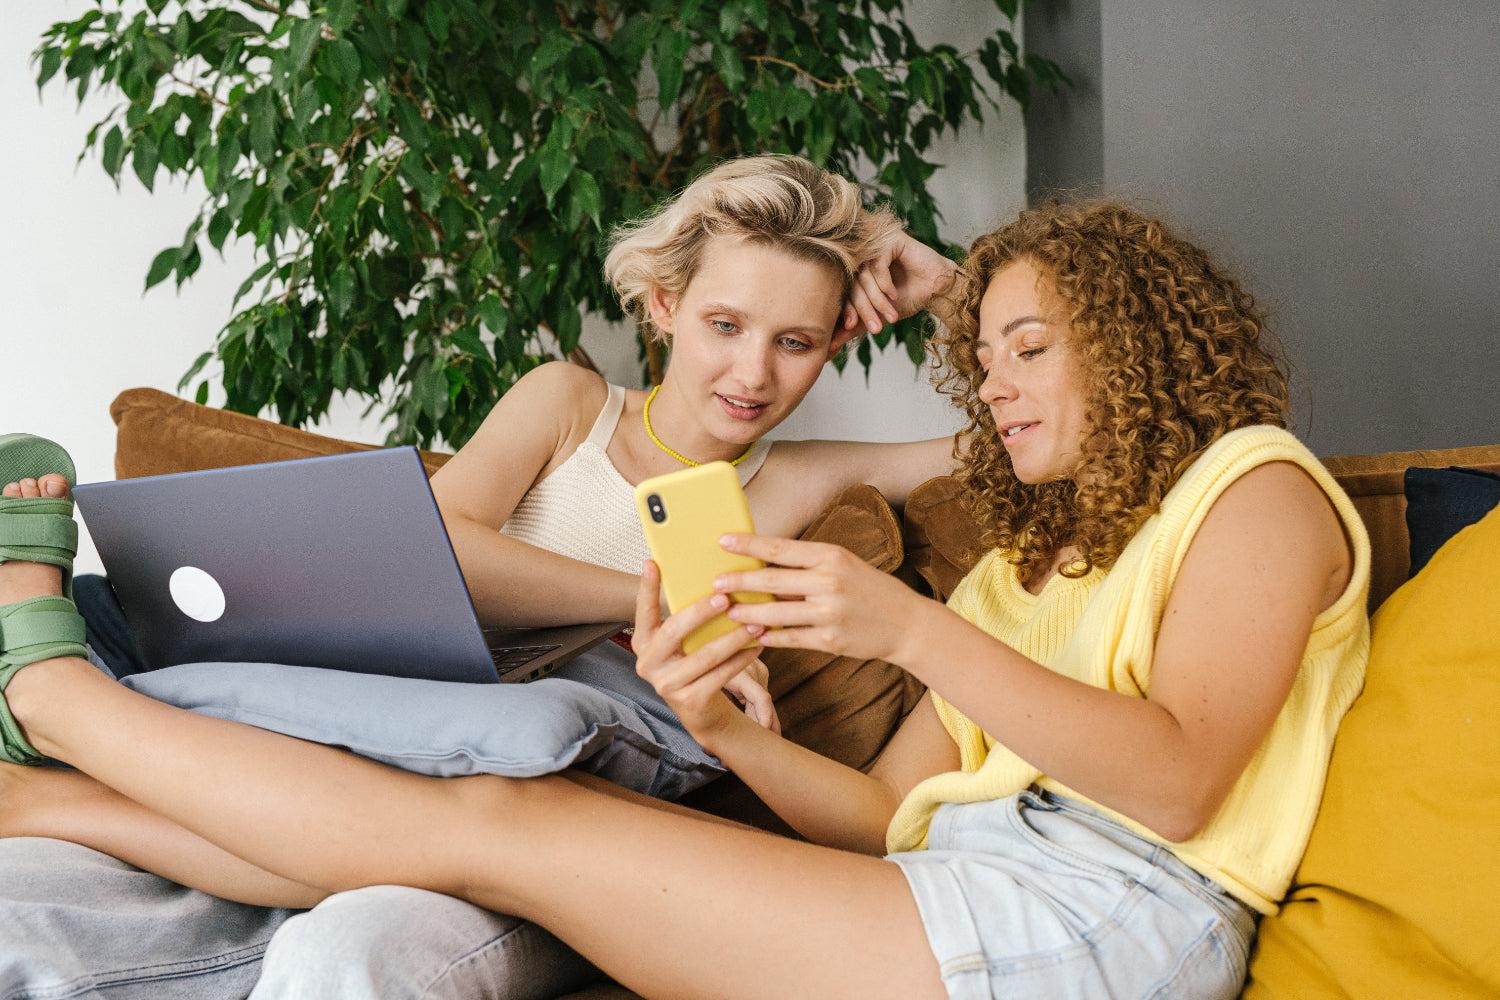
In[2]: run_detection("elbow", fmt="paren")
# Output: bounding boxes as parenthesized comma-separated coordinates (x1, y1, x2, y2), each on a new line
(1150, 786, 1223, 843)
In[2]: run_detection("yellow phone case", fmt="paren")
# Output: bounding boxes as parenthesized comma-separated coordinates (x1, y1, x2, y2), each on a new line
(634, 461, 772, 655)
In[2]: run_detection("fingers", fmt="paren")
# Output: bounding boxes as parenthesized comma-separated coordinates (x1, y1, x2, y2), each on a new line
(735, 676, 778, 732)
(634, 561, 663, 645)
(727, 600, 821, 628)
(870, 248, 898, 301)
(715, 566, 822, 597)
(651, 592, 747, 658)
(848, 281, 883, 335)
(661, 641, 763, 701)
(858, 269, 898, 324)
(718, 533, 828, 568)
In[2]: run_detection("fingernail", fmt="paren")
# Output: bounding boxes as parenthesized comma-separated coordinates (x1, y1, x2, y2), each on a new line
(746, 624, 765, 636)
(719, 535, 734, 548)
(46, 481, 64, 497)
(711, 594, 730, 610)
(867, 319, 880, 332)
(713, 576, 729, 590)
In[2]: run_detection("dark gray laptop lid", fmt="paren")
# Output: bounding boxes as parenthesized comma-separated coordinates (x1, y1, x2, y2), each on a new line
(72, 448, 503, 682)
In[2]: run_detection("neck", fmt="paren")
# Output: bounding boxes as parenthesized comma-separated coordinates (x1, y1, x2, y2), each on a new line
(645, 381, 759, 465)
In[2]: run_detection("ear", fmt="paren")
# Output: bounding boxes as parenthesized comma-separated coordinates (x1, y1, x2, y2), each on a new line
(828, 317, 864, 355)
(646, 285, 679, 336)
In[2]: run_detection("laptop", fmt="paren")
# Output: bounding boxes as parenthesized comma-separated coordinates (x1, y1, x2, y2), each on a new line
(71, 448, 627, 684)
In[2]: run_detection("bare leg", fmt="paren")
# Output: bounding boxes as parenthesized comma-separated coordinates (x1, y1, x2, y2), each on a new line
(4, 590, 943, 998)
(0, 762, 327, 908)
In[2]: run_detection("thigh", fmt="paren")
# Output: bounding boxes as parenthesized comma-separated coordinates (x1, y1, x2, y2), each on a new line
(252, 885, 601, 1000)
(455, 777, 947, 1000)
(0, 837, 292, 1000)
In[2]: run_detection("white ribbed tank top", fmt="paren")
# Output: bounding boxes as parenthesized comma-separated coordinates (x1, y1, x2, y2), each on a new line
(499, 384, 772, 575)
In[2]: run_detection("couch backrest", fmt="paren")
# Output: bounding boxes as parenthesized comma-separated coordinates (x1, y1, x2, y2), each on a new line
(900, 442, 1500, 615)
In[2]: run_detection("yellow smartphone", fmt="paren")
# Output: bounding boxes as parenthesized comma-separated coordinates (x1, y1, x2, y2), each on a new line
(634, 461, 773, 655)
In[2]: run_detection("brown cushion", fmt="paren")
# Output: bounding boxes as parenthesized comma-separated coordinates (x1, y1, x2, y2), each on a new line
(897, 474, 986, 602)
(110, 387, 453, 479)
(676, 483, 925, 836)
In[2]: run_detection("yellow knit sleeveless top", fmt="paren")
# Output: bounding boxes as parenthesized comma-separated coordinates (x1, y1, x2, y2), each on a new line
(885, 426, 1372, 915)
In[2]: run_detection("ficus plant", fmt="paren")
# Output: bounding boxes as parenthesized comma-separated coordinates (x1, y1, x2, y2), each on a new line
(34, 0, 1066, 448)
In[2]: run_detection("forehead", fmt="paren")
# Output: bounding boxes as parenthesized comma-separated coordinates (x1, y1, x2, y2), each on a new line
(978, 258, 1051, 328)
(684, 237, 844, 317)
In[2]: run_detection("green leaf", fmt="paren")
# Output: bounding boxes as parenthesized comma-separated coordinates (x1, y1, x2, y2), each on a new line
(195, 380, 210, 405)
(131, 134, 160, 191)
(101, 125, 125, 177)
(449, 325, 487, 359)
(416, 361, 449, 420)
(286, 18, 322, 76)
(568, 170, 602, 227)
(327, 38, 360, 86)
(328, 265, 356, 317)
(553, 307, 582, 354)
(35, 48, 62, 90)
(145, 247, 181, 291)
(326, 0, 357, 33)
(538, 125, 573, 204)
(477, 294, 508, 335)
(854, 68, 889, 114)
(652, 29, 690, 109)
(422, 3, 449, 43)
(712, 43, 745, 91)
(177, 350, 214, 391)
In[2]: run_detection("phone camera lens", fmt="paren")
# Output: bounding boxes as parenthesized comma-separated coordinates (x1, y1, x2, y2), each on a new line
(646, 493, 667, 524)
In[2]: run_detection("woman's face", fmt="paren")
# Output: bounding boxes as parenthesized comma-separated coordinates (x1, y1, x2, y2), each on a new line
(649, 237, 845, 445)
(975, 259, 1092, 485)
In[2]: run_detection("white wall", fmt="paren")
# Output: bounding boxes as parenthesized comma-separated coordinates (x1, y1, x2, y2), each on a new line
(1, 2, 1023, 574)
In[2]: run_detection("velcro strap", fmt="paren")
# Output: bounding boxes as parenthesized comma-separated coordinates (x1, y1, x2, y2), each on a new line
(0, 511, 78, 553)
(0, 608, 86, 651)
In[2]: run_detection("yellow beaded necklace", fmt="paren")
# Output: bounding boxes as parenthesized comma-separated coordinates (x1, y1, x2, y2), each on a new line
(642, 384, 757, 468)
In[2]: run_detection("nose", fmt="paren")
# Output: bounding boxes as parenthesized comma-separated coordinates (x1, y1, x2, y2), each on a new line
(979, 364, 1015, 407)
(733, 341, 774, 392)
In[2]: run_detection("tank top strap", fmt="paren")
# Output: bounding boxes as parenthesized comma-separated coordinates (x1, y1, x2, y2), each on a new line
(582, 383, 627, 451)
(734, 439, 773, 485)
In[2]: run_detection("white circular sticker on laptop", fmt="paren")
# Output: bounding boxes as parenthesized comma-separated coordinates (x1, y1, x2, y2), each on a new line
(169, 566, 226, 623)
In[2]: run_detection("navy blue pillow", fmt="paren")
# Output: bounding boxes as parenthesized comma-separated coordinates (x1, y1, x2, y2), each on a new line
(1404, 466, 1500, 578)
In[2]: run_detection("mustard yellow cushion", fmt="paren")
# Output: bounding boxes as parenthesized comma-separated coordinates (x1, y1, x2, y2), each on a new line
(1244, 506, 1500, 999)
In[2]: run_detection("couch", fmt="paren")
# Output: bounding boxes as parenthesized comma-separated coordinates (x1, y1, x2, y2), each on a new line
(107, 387, 1500, 999)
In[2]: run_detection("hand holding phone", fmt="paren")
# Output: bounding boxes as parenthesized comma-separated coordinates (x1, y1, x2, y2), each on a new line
(634, 462, 773, 654)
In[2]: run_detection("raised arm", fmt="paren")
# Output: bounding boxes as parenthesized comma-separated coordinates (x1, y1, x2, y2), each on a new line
(430, 362, 638, 627)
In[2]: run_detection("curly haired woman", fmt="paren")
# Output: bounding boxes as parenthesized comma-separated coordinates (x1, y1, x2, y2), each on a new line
(0, 199, 1369, 999)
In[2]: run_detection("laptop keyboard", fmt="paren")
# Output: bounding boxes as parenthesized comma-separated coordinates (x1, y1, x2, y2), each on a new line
(489, 644, 561, 676)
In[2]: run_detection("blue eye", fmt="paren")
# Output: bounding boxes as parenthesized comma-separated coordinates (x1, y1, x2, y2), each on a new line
(780, 337, 812, 353)
(712, 320, 737, 333)
(1019, 347, 1046, 360)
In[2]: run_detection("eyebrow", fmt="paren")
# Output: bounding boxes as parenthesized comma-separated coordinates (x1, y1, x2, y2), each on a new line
(698, 301, 829, 338)
(977, 314, 1046, 351)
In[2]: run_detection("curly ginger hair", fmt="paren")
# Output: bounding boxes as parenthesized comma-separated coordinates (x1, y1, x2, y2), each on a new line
(932, 200, 1291, 584)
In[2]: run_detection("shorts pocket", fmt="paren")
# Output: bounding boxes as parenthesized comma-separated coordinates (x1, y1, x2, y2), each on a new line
(1005, 792, 1138, 889)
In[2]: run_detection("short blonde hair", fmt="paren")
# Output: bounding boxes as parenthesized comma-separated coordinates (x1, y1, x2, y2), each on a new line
(604, 155, 902, 342)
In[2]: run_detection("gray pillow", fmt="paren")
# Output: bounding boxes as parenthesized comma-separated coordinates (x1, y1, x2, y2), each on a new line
(120, 641, 724, 801)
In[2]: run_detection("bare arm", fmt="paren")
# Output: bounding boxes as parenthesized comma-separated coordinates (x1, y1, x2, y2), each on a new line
(429, 362, 638, 627)
(721, 461, 1353, 842)
(629, 563, 958, 855)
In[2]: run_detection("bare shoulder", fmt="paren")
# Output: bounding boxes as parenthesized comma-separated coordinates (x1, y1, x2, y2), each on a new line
(1198, 460, 1352, 608)
(474, 362, 606, 443)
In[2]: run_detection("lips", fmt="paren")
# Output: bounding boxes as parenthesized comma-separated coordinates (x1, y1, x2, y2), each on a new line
(1000, 421, 1038, 444)
(717, 393, 770, 422)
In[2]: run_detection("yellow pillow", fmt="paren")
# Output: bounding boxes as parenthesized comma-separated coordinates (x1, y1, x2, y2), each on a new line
(1244, 505, 1500, 998)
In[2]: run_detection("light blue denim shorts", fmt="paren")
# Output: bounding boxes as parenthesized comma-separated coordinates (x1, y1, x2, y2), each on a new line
(885, 787, 1257, 999)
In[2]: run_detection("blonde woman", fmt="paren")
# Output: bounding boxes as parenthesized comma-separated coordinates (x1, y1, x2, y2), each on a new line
(0, 155, 960, 1000)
